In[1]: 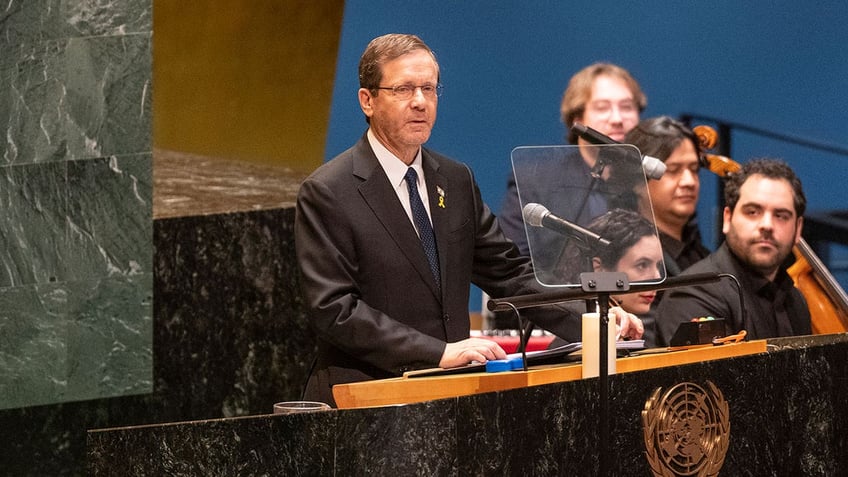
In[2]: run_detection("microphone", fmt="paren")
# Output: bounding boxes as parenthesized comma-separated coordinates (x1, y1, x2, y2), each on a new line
(571, 122, 666, 180)
(522, 202, 611, 249)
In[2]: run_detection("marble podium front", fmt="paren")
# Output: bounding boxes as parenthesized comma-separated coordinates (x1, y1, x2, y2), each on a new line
(88, 334, 848, 476)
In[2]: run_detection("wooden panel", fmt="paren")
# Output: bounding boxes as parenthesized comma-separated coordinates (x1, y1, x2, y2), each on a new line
(153, 1, 344, 172)
(333, 340, 767, 409)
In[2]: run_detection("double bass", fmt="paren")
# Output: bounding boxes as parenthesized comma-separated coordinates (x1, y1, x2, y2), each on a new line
(693, 125, 848, 334)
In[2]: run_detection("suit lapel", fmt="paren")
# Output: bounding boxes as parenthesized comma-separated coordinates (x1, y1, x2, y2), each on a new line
(353, 138, 442, 298)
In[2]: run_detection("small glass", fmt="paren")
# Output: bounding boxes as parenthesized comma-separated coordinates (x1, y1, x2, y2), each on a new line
(273, 400, 332, 414)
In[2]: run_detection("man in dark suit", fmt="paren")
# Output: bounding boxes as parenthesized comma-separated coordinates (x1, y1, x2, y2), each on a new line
(295, 33, 644, 406)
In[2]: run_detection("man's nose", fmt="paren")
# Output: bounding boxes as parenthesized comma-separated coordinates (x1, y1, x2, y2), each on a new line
(759, 212, 775, 229)
(609, 106, 623, 123)
(409, 87, 427, 106)
(680, 168, 697, 186)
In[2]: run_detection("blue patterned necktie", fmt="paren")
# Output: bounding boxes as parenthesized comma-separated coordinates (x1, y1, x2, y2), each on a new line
(404, 167, 441, 290)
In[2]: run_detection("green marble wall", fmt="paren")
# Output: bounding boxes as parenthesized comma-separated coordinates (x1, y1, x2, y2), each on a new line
(0, 1, 153, 410)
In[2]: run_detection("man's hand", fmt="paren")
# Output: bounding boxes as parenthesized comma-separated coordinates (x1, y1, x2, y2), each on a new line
(439, 338, 508, 368)
(609, 306, 644, 340)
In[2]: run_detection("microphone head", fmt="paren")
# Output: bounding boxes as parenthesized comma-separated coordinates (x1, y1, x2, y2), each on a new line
(522, 202, 549, 227)
(642, 155, 667, 180)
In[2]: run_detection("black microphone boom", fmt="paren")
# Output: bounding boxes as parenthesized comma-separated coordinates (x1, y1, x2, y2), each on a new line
(488, 272, 723, 312)
(571, 122, 666, 180)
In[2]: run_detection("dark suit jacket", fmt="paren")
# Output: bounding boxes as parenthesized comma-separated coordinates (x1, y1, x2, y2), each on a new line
(295, 134, 578, 405)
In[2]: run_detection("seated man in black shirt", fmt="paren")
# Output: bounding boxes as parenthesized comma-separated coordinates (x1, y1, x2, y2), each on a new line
(624, 117, 711, 346)
(656, 158, 811, 345)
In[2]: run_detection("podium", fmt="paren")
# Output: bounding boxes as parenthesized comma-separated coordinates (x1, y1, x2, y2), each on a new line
(333, 340, 766, 409)
(88, 334, 848, 476)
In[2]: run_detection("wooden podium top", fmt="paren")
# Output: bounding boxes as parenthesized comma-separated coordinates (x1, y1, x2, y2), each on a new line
(333, 340, 767, 409)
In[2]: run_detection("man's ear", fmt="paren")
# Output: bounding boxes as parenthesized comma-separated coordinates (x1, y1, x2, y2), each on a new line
(722, 206, 732, 235)
(359, 88, 373, 119)
(794, 216, 804, 245)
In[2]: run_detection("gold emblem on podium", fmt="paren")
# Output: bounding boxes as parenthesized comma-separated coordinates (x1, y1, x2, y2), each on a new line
(642, 381, 730, 476)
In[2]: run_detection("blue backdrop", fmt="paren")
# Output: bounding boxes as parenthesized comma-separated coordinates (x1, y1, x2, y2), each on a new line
(325, 0, 848, 311)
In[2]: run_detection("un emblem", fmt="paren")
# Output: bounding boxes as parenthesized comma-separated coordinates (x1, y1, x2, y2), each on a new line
(642, 381, 730, 476)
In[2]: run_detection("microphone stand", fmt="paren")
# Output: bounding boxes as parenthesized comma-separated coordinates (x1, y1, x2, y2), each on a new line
(571, 156, 606, 228)
(581, 272, 620, 477)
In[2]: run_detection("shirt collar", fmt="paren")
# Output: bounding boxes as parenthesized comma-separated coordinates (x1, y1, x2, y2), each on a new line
(721, 241, 793, 297)
(367, 128, 423, 187)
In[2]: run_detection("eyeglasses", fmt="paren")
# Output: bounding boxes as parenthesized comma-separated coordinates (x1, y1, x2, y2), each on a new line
(375, 83, 443, 100)
(585, 100, 638, 120)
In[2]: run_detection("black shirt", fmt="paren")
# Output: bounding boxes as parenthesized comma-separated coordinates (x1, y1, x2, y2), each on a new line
(655, 242, 812, 346)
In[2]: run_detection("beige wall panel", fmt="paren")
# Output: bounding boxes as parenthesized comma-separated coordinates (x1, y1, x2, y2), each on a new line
(153, 1, 343, 172)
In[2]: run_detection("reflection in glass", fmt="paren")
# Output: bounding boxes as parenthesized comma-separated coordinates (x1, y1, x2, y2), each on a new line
(555, 209, 664, 314)
(511, 144, 666, 288)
